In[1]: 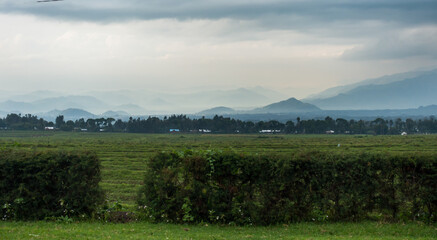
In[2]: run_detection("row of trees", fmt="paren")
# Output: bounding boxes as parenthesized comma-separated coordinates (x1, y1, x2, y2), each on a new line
(1, 113, 437, 135)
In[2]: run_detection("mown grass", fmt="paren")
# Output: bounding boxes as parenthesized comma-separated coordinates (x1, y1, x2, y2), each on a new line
(1, 221, 436, 239)
(1, 131, 437, 206)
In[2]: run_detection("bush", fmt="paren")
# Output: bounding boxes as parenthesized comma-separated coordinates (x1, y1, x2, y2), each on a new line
(137, 150, 436, 225)
(0, 150, 104, 220)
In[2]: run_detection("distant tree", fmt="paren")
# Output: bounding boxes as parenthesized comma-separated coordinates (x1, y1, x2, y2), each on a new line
(86, 119, 98, 132)
(55, 115, 65, 129)
(0, 118, 5, 128)
(335, 118, 349, 133)
(325, 116, 335, 130)
(75, 118, 87, 129)
(113, 119, 127, 132)
(61, 120, 75, 131)
(296, 117, 301, 133)
(372, 118, 388, 135)
(5, 113, 21, 126)
(405, 118, 416, 133)
(284, 121, 295, 133)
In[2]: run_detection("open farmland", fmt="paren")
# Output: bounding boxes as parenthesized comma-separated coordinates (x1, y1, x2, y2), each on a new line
(1, 131, 437, 206)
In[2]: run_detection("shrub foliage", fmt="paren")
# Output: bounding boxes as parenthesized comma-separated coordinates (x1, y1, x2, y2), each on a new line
(138, 150, 436, 224)
(0, 150, 104, 220)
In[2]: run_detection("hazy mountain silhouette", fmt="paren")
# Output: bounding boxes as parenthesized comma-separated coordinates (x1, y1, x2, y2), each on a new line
(0, 87, 285, 115)
(305, 69, 436, 100)
(251, 97, 321, 113)
(101, 110, 130, 117)
(113, 104, 147, 115)
(198, 98, 320, 115)
(32, 96, 110, 113)
(6, 90, 63, 102)
(43, 108, 96, 120)
(0, 100, 35, 113)
(306, 69, 437, 110)
(198, 106, 236, 115)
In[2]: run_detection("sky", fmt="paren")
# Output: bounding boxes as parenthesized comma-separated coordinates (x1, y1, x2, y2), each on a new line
(1, 0, 437, 98)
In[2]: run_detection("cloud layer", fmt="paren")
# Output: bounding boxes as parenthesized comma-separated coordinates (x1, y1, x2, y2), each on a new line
(1, 0, 437, 96)
(2, 0, 437, 25)
(2, 0, 436, 61)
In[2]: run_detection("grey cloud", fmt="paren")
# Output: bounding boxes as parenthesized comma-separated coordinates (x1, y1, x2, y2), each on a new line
(3, 0, 437, 62)
(342, 28, 437, 60)
(1, 0, 436, 27)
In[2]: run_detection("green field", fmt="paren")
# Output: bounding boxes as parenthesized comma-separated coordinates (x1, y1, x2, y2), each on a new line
(1, 221, 436, 239)
(2, 131, 437, 239)
(1, 131, 437, 206)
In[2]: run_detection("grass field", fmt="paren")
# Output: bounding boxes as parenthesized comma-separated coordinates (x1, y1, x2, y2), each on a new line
(1, 131, 437, 206)
(1, 221, 436, 239)
(2, 131, 437, 239)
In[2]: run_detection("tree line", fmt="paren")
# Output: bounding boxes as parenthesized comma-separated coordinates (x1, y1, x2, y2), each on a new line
(1, 113, 437, 135)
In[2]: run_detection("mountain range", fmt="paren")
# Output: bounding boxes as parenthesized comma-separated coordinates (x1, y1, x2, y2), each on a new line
(197, 68, 437, 119)
(305, 69, 437, 110)
(199, 98, 321, 115)
(304, 69, 433, 100)
(1, 68, 436, 120)
(0, 96, 110, 114)
(0, 86, 286, 118)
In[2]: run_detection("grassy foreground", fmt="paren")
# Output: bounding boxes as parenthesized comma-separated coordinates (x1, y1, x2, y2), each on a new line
(2, 132, 437, 205)
(1, 222, 436, 240)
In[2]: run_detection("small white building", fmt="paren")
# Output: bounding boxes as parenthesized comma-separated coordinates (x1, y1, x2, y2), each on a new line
(45, 127, 54, 130)
(259, 130, 281, 133)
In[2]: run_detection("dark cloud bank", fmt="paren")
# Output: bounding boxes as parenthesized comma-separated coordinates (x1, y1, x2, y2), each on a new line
(2, 0, 437, 61)
(2, 0, 436, 25)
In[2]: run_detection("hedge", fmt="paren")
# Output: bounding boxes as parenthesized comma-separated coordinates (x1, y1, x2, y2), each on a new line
(0, 150, 104, 220)
(137, 150, 437, 225)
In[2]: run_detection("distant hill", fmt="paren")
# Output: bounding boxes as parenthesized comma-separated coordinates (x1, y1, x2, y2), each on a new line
(43, 108, 96, 121)
(83, 87, 281, 113)
(0, 87, 287, 115)
(197, 98, 320, 115)
(0, 95, 110, 114)
(114, 104, 147, 115)
(37, 109, 132, 121)
(306, 69, 437, 110)
(251, 97, 321, 113)
(414, 105, 437, 115)
(7, 90, 63, 102)
(33, 96, 110, 113)
(0, 100, 34, 113)
(101, 110, 130, 118)
(305, 69, 436, 100)
(198, 106, 236, 115)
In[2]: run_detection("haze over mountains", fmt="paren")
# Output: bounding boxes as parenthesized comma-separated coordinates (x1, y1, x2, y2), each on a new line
(1, 68, 436, 120)
(305, 69, 437, 110)
(304, 69, 435, 100)
(199, 98, 321, 116)
(0, 86, 287, 120)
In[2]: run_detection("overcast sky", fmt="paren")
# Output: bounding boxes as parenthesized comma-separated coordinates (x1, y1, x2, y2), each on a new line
(1, 0, 437, 98)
